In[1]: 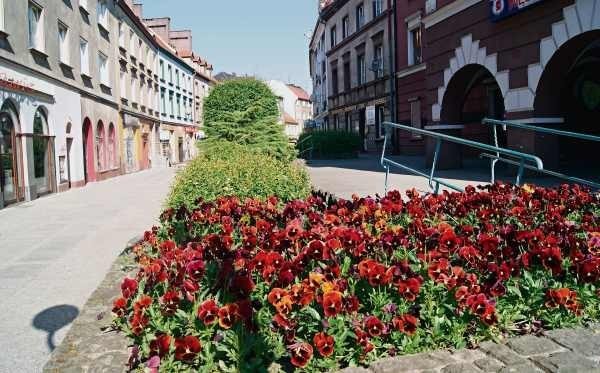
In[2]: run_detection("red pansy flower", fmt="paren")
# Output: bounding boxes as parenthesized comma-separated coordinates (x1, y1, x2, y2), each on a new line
(174, 336, 201, 362)
(289, 342, 313, 368)
(322, 291, 343, 317)
(150, 334, 171, 357)
(197, 299, 219, 326)
(218, 303, 239, 329)
(364, 315, 385, 337)
(313, 332, 335, 357)
(121, 278, 138, 299)
(112, 297, 127, 317)
(392, 314, 419, 335)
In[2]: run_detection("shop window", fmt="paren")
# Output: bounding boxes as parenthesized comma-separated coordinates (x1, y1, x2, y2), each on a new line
(108, 124, 116, 168)
(33, 108, 49, 191)
(28, 1, 44, 52)
(96, 121, 106, 171)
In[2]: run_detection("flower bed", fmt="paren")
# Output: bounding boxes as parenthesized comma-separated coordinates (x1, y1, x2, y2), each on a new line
(113, 184, 600, 372)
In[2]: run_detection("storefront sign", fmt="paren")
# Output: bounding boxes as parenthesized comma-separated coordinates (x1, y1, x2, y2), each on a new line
(491, 0, 544, 22)
(0, 73, 35, 94)
(366, 106, 376, 126)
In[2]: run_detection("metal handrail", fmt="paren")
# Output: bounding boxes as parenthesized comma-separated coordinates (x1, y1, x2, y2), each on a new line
(381, 122, 544, 194)
(482, 118, 600, 189)
(297, 135, 314, 159)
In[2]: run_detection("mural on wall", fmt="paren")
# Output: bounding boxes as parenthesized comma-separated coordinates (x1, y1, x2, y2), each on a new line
(490, 0, 545, 21)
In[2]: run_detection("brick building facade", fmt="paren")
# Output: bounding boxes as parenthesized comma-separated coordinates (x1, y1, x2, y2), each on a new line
(395, 0, 600, 169)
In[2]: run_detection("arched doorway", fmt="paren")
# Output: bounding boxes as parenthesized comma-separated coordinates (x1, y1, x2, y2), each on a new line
(82, 118, 95, 182)
(534, 30, 600, 169)
(0, 101, 21, 206)
(441, 64, 506, 156)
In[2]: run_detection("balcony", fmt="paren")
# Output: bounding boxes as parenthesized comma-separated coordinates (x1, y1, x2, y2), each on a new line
(328, 76, 390, 110)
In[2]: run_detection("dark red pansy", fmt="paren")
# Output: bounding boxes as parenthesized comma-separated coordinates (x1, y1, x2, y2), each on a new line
(174, 335, 201, 362)
(322, 291, 343, 317)
(268, 288, 288, 306)
(364, 315, 384, 337)
(397, 277, 422, 302)
(121, 278, 138, 299)
(112, 297, 127, 317)
(313, 332, 335, 357)
(218, 303, 239, 329)
(289, 342, 313, 368)
(161, 290, 180, 316)
(197, 299, 219, 326)
(392, 314, 419, 335)
(149, 334, 171, 357)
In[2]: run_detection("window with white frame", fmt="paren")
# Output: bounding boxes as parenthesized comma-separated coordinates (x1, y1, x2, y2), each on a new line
(160, 60, 165, 79)
(357, 54, 366, 85)
(120, 69, 127, 99)
(118, 22, 125, 48)
(407, 13, 423, 66)
(28, 1, 44, 51)
(80, 37, 90, 75)
(97, 0, 108, 30)
(0, 0, 5, 32)
(131, 75, 137, 103)
(58, 21, 70, 65)
(374, 44, 384, 78)
(98, 52, 109, 86)
(356, 3, 365, 31)
(372, 0, 383, 17)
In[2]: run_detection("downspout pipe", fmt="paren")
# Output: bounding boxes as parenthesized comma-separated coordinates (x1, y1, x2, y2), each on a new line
(387, 0, 398, 148)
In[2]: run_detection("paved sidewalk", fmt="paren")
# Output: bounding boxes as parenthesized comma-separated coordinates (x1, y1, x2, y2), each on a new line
(305, 154, 588, 199)
(0, 168, 175, 373)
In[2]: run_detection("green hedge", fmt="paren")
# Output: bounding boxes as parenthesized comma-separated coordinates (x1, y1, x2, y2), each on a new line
(297, 130, 362, 159)
(204, 78, 279, 125)
(166, 142, 311, 208)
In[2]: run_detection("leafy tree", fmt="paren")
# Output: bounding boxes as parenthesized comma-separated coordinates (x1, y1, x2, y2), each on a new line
(203, 78, 295, 162)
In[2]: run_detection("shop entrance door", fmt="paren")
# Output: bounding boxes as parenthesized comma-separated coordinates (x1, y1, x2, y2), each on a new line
(0, 112, 19, 205)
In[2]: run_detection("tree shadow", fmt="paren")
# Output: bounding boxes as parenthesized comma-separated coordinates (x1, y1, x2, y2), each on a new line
(32, 304, 79, 351)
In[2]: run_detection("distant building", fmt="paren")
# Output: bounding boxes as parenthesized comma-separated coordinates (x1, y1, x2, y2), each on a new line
(308, 19, 329, 129)
(267, 80, 312, 140)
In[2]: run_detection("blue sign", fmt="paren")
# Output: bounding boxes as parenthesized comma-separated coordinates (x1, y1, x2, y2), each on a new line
(490, 0, 544, 21)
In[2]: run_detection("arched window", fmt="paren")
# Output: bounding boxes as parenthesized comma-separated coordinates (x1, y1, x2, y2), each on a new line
(96, 121, 106, 171)
(108, 123, 116, 168)
(33, 108, 49, 192)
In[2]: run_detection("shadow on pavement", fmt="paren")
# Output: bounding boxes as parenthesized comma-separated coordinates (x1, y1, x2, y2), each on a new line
(306, 153, 600, 188)
(32, 304, 79, 351)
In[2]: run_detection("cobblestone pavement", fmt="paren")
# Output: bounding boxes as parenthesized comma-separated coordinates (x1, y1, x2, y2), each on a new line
(0, 168, 175, 373)
(341, 326, 600, 373)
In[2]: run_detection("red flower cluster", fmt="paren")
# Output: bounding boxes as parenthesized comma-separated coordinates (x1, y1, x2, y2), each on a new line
(113, 183, 600, 370)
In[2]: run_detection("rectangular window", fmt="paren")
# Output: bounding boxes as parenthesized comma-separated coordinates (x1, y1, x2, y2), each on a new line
(342, 16, 350, 39)
(28, 1, 44, 51)
(160, 90, 166, 113)
(176, 70, 180, 86)
(129, 30, 135, 54)
(160, 60, 164, 79)
(97, 0, 108, 29)
(408, 27, 423, 65)
(357, 54, 366, 86)
(0, 0, 5, 32)
(372, 0, 383, 17)
(120, 69, 127, 99)
(168, 65, 173, 84)
(345, 112, 351, 132)
(176, 96, 181, 117)
(169, 94, 174, 115)
(79, 37, 89, 75)
(330, 26, 336, 48)
(356, 4, 365, 31)
(343, 62, 351, 92)
(374, 44, 383, 78)
(375, 105, 385, 138)
(118, 22, 125, 48)
(58, 21, 69, 65)
(331, 67, 338, 95)
(131, 75, 137, 103)
(98, 52, 109, 85)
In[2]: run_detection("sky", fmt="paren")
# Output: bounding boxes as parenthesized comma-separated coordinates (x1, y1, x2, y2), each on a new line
(142, 0, 318, 92)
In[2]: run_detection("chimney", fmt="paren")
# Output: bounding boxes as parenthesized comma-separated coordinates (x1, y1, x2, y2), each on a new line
(132, 3, 143, 18)
(168, 30, 193, 52)
(143, 17, 171, 42)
